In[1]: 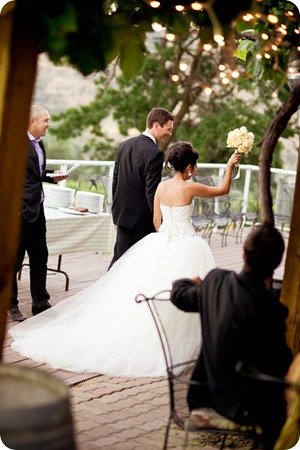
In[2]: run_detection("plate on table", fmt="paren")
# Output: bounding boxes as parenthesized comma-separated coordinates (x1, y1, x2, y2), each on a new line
(58, 207, 90, 215)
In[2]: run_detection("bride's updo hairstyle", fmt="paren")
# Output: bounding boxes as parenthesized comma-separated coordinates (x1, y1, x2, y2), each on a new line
(166, 141, 198, 173)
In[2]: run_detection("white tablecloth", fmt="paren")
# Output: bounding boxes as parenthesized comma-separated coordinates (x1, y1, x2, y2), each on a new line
(45, 207, 116, 257)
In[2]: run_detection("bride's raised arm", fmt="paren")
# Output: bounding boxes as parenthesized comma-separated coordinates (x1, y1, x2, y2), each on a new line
(188, 151, 241, 199)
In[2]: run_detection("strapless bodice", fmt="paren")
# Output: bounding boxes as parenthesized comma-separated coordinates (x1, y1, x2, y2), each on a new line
(159, 203, 195, 238)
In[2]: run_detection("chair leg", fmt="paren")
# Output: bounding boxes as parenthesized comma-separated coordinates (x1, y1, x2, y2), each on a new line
(219, 433, 227, 450)
(182, 419, 190, 449)
(163, 419, 171, 450)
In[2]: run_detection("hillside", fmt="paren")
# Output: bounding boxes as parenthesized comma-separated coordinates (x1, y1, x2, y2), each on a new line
(32, 54, 298, 170)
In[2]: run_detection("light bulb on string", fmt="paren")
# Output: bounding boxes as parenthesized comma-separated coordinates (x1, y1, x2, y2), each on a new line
(191, 2, 203, 11)
(150, 1, 160, 8)
(221, 77, 229, 84)
(204, 86, 212, 95)
(232, 71, 240, 78)
(203, 43, 212, 51)
(175, 5, 184, 11)
(171, 74, 180, 82)
(179, 62, 188, 71)
(214, 34, 224, 45)
(267, 14, 279, 24)
(165, 33, 176, 41)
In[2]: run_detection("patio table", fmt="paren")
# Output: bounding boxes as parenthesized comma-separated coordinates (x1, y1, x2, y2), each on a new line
(18, 207, 116, 291)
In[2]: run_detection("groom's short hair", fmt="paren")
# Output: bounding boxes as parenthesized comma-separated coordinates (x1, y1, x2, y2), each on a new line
(146, 108, 174, 129)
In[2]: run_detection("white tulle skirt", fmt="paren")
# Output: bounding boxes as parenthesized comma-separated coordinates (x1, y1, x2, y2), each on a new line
(10, 231, 215, 377)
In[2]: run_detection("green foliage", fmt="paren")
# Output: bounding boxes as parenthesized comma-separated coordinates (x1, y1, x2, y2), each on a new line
(17, 0, 285, 79)
(50, 32, 296, 167)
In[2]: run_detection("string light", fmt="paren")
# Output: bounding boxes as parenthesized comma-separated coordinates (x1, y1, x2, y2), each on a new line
(165, 33, 176, 41)
(256, 54, 262, 60)
(219, 64, 226, 71)
(175, 4, 184, 11)
(150, 1, 160, 8)
(190, 2, 203, 11)
(219, 72, 226, 78)
(267, 14, 278, 24)
(271, 44, 278, 51)
(179, 62, 188, 71)
(243, 14, 254, 21)
(171, 74, 179, 82)
(261, 33, 269, 40)
(221, 77, 229, 84)
(213, 34, 224, 45)
(264, 53, 271, 59)
(232, 71, 240, 78)
(278, 26, 287, 35)
(203, 43, 212, 51)
(204, 86, 212, 95)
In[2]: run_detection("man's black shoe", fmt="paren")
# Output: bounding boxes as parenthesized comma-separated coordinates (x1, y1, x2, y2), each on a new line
(7, 306, 27, 321)
(32, 302, 52, 315)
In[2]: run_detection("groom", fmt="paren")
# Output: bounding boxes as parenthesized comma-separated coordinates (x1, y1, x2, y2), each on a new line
(108, 107, 174, 269)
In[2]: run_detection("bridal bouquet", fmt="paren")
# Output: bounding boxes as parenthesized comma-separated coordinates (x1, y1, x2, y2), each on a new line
(226, 126, 254, 179)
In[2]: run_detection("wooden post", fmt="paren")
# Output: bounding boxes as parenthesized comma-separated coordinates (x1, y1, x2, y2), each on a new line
(0, 3, 39, 359)
(280, 132, 300, 354)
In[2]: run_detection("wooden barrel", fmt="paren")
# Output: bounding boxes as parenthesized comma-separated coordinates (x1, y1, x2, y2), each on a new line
(0, 364, 76, 449)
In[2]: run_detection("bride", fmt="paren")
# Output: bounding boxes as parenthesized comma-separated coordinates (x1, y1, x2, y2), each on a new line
(9, 142, 241, 377)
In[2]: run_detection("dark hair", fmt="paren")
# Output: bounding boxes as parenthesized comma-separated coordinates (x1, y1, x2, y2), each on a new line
(146, 108, 174, 129)
(166, 141, 198, 173)
(244, 223, 285, 278)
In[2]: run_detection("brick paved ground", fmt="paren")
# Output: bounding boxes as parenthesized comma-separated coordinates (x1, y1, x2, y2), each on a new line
(4, 228, 287, 450)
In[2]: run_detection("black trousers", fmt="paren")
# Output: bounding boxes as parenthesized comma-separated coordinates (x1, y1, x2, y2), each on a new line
(108, 224, 154, 270)
(11, 205, 50, 308)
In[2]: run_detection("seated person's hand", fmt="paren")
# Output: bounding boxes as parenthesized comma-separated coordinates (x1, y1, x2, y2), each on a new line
(192, 276, 202, 284)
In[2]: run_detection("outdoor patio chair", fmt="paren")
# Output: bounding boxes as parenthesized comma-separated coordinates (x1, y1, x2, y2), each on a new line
(239, 200, 259, 242)
(206, 196, 232, 247)
(135, 291, 263, 450)
(191, 198, 212, 239)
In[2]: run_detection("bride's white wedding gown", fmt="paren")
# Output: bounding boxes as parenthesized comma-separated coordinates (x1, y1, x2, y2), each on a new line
(10, 203, 215, 377)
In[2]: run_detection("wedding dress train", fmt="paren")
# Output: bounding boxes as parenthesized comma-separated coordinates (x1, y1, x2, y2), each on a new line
(10, 203, 215, 377)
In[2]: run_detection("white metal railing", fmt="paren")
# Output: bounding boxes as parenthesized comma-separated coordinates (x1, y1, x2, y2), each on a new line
(46, 159, 297, 216)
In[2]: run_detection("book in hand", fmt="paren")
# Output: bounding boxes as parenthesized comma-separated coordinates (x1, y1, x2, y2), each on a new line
(47, 163, 81, 178)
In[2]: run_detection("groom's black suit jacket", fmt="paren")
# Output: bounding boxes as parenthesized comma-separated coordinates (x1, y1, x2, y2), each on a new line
(112, 134, 164, 231)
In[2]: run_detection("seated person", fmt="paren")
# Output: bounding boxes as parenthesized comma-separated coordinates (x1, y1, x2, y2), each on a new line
(170, 223, 293, 450)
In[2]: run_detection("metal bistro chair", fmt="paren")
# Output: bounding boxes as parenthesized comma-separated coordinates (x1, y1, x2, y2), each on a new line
(191, 198, 213, 240)
(135, 291, 261, 450)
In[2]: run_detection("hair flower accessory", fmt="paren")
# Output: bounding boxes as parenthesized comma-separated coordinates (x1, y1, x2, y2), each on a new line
(226, 126, 254, 179)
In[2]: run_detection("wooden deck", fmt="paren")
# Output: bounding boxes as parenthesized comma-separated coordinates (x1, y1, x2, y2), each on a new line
(3, 226, 287, 387)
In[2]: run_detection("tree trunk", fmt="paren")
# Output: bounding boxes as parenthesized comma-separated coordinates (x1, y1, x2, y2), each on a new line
(259, 84, 300, 355)
(0, 4, 39, 359)
(280, 129, 300, 354)
(259, 85, 300, 224)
